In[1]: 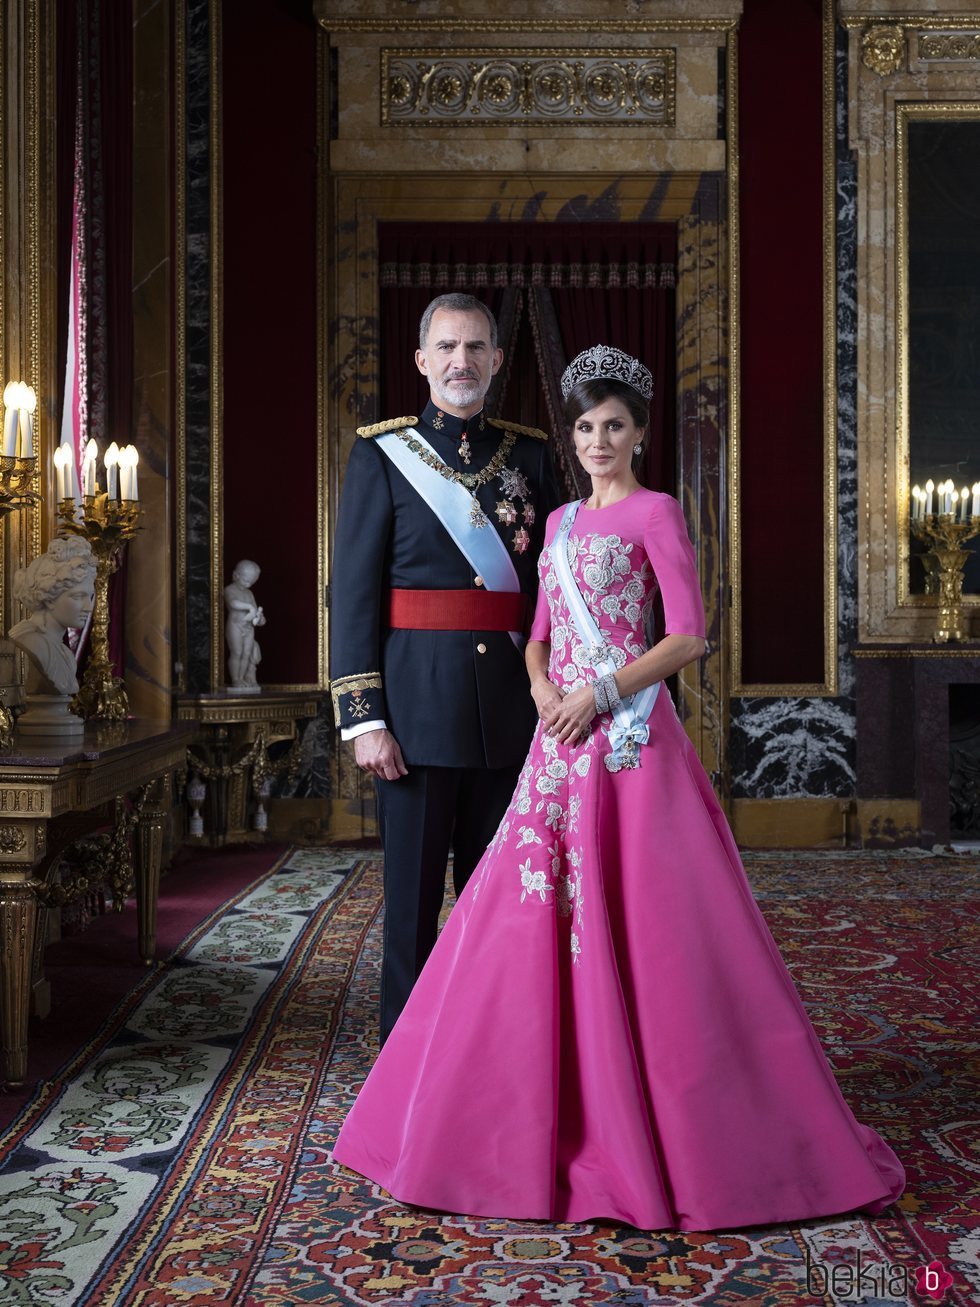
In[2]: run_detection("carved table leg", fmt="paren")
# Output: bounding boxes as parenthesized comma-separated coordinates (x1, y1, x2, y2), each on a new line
(30, 899, 52, 1020)
(0, 882, 38, 1088)
(134, 805, 166, 964)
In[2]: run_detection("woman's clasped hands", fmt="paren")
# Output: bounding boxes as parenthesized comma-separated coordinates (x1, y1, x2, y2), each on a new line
(530, 676, 597, 746)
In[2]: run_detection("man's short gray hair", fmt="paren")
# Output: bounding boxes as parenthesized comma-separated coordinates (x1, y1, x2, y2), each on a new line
(418, 293, 498, 350)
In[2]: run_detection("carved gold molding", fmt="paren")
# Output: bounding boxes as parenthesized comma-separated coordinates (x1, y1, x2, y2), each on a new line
(381, 49, 676, 127)
(0, 826, 27, 854)
(317, 28, 328, 689)
(842, 14, 980, 30)
(861, 24, 906, 76)
(0, 0, 52, 631)
(210, 0, 224, 689)
(852, 646, 980, 658)
(728, 0, 838, 696)
(175, 0, 188, 692)
(0, 788, 47, 814)
(920, 33, 980, 60)
(318, 15, 738, 34)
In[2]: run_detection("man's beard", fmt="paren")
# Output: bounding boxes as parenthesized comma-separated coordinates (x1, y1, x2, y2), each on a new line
(432, 373, 487, 410)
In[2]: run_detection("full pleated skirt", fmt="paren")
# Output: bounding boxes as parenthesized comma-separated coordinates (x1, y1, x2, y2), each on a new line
(333, 692, 905, 1230)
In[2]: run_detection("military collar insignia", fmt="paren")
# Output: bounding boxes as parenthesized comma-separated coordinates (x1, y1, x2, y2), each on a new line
(421, 399, 489, 440)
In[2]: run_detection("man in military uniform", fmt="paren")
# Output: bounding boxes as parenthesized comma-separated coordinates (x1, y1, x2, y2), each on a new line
(330, 292, 561, 1044)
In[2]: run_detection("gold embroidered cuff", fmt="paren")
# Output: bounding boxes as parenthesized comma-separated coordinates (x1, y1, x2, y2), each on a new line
(330, 672, 383, 727)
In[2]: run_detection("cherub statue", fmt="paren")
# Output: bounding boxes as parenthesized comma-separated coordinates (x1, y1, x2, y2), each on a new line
(8, 536, 96, 735)
(224, 559, 266, 690)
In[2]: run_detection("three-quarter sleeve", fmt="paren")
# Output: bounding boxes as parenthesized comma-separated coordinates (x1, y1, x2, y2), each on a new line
(529, 577, 551, 643)
(643, 494, 706, 639)
(528, 506, 563, 643)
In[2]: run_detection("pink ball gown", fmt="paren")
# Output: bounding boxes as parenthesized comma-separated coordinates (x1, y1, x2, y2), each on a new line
(332, 487, 905, 1230)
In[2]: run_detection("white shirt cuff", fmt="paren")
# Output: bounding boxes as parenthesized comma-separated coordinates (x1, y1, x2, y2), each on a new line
(341, 719, 387, 741)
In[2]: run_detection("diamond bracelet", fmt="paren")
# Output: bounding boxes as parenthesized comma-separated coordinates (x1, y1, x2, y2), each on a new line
(592, 672, 621, 714)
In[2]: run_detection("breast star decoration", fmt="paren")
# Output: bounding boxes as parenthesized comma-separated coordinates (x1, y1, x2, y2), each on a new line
(497, 466, 536, 553)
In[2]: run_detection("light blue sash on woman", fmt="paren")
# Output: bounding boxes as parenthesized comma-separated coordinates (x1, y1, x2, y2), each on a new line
(376, 428, 523, 651)
(553, 499, 659, 771)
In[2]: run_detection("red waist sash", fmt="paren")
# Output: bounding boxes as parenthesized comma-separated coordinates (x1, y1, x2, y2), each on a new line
(386, 588, 529, 632)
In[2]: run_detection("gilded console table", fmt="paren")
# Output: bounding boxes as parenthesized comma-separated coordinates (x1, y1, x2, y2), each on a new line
(0, 721, 194, 1088)
(176, 689, 319, 845)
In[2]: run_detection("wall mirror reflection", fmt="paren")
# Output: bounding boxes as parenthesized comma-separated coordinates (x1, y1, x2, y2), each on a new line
(903, 108, 980, 597)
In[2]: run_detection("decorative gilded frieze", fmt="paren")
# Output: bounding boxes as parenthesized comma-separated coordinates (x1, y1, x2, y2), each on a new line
(919, 32, 980, 61)
(861, 24, 906, 76)
(0, 826, 27, 855)
(381, 49, 676, 127)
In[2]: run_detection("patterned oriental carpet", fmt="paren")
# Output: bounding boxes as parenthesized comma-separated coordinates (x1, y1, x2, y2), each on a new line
(0, 848, 977, 1306)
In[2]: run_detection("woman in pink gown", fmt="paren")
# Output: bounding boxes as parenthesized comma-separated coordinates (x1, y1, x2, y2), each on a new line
(332, 346, 905, 1231)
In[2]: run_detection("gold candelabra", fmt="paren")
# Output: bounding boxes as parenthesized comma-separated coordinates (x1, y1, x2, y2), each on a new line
(910, 513, 980, 643)
(0, 457, 41, 517)
(57, 493, 142, 719)
(1, 384, 40, 518)
(0, 454, 41, 519)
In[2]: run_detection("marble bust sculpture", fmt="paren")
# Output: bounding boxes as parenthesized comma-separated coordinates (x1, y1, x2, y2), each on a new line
(8, 535, 96, 735)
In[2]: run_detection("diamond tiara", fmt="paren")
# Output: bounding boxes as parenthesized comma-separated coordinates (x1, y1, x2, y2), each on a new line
(559, 345, 654, 402)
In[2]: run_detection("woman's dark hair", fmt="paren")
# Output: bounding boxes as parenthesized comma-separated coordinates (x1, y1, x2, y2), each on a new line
(563, 376, 650, 432)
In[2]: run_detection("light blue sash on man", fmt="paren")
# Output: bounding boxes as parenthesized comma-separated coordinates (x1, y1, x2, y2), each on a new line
(553, 498, 659, 771)
(376, 427, 524, 650)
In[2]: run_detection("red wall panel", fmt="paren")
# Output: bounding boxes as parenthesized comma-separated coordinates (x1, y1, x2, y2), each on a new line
(738, 0, 826, 685)
(222, 0, 318, 686)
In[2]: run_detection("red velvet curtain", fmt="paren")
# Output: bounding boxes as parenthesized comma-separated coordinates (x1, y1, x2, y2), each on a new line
(378, 223, 676, 500)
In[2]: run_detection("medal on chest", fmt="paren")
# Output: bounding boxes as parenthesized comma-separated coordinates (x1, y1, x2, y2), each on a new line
(495, 465, 535, 553)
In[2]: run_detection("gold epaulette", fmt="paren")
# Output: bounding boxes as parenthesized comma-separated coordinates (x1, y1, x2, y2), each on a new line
(488, 417, 549, 441)
(356, 416, 419, 438)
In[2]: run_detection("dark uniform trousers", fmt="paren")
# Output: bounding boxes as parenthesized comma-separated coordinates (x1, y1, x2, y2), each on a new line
(330, 399, 562, 1047)
(375, 761, 521, 1046)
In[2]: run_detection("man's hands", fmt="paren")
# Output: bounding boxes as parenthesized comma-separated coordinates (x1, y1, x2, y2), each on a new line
(530, 677, 596, 746)
(353, 728, 408, 781)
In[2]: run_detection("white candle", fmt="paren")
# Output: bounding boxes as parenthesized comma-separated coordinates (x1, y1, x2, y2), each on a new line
(104, 441, 119, 500)
(912, 485, 922, 521)
(18, 411, 32, 459)
(926, 478, 935, 516)
(57, 441, 77, 501)
(123, 441, 137, 496)
(130, 446, 139, 502)
(962, 487, 970, 522)
(53, 445, 64, 500)
(83, 440, 98, 496)
(2, 382, 19, 457)
(952, 490, 960, 520)
(18, 385, 36, 459)
(972, 483, 980, 518)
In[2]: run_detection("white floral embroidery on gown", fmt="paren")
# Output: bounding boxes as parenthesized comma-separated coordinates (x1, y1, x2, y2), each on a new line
(473, 527, 656, 961)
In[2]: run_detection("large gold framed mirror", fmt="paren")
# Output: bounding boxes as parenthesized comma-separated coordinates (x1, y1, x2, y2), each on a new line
(898, 102, 980, 607)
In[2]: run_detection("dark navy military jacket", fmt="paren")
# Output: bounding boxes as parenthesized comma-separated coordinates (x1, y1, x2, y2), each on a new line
(329, 399, 562, 769)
